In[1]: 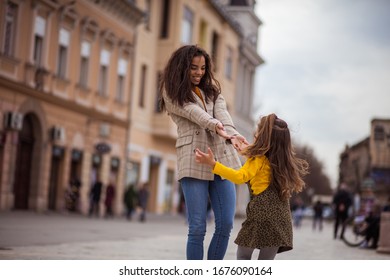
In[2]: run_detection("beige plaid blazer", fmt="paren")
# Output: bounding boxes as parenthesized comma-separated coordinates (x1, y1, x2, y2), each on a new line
(163, 89, 242, 181)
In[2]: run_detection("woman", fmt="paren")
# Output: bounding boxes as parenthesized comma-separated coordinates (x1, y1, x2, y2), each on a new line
(160, 45, 248, 260)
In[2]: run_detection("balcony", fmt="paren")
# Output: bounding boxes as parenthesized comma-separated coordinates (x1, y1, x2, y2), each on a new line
(24, 63, 50, 92)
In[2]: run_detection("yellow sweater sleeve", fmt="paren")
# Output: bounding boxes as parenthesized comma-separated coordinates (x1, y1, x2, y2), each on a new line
(212, 156, 271, 195)
(213, 157, 259, 184)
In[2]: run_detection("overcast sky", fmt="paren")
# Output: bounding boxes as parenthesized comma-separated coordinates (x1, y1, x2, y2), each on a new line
(254, 0, 390, 188)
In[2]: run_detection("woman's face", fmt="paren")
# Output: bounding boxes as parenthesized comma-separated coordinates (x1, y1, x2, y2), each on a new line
(189, 55, 206, 86)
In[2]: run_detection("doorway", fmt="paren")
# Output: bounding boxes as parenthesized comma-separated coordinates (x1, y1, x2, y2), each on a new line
(148, 155, 161, 212)
(48, 146, 64, 210)
(13, 115, 35, 209)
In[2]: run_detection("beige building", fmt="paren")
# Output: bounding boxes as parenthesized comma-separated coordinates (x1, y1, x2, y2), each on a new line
(0, 0, 143, 214)
(339, 119, 390, 203)
(0, 0, 263, 216)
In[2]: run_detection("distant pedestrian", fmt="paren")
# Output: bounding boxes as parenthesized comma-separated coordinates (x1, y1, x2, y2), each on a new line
(383, 196, 390, 212)
(291, 198, 304, 228)
(138, 182, 150, 222)
(89, 179, 103, 217)
(124, 184, 138, 220)
(195, 114, 309, 260)
(104, 183, 115, 218)
(360, 204, 381, 249)
(66, 177, 81, 212)
(312, 200, 324, 231)
(332, 183, 352, 239)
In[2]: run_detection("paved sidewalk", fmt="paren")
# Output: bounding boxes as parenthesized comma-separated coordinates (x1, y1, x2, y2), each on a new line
(0, 211, 389, 260)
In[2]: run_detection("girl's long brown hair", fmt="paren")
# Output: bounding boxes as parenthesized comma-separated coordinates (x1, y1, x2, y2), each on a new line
(159, 45, 221, 111)
(241, 114, 309, 200)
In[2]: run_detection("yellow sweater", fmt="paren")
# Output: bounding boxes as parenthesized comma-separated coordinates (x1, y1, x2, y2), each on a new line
(213, 156, 271, 195)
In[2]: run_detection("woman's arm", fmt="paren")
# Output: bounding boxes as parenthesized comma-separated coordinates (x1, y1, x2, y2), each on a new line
(163, 91, 230, 136)
(213, 95, 249, 148)
(213, 94, 237, 135)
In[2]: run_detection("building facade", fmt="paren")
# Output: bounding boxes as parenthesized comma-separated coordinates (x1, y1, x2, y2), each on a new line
(0, 0, 143, 214)
(339, 119, 390, 203)
(0, 0, 263, 216)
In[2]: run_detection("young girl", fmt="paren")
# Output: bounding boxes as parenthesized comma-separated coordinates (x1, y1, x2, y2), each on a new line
(195, 113, 309, 260)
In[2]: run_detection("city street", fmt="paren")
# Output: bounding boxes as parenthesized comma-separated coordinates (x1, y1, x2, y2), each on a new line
(0, 210, 389, 260)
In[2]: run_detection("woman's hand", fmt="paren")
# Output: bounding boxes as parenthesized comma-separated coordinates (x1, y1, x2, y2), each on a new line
(195, 147, 216, 168)
(215, 122, 232, 140)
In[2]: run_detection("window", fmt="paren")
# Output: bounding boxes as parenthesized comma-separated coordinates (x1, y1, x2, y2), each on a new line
(163, 169, 175, 213)
(159, 0, 170, 38)
(57, 28, 70, 78)
(155, 72, 162, 113)
(116, 58, 127, 102)
(181, 6, 193, 44)
(98, 49, 110, 96)
(374, 125, 385, 141)
(3, 2, 18, 56)
(116, 76, 124, 102)
(33, 35, 43, 66)
(211, 32, 219, 71)
(79, 41, 91, 87)
(199, 20, 207, 47)
(126, 161, 140, 187)
(139, 64, 147, 108)
(225, 46, 233, 79)
(33, 16, 46, 67)
(145, 0, 151, 31)
(98, 66, 108, 96)
(57, 46, 67, 78)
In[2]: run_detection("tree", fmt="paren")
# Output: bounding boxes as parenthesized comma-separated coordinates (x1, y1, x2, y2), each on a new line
(293, 144, 333, 206)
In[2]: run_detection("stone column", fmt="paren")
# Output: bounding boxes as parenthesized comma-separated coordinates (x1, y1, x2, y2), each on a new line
(377, 212, 390, 254)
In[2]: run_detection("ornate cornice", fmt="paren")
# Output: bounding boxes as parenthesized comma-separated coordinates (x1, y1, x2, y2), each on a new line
(87, 0, 145, 27)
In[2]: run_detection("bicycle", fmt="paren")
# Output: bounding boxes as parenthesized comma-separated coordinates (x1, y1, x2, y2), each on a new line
(341, 214, 367, 247)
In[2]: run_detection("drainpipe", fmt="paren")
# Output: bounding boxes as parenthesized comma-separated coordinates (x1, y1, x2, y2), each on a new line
(122, 6, 146, 210)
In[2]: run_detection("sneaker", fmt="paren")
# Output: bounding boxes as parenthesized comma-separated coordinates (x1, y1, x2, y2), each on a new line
(359, 241, 368, 248)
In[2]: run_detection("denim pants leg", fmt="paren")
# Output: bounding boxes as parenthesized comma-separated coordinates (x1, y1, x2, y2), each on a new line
(180, 175, 236, 260)
(208, 175, 236, 259)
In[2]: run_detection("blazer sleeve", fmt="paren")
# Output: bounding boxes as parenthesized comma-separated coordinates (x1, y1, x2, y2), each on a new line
(163, 91, 220, 131)
(213, 94, 239, 136)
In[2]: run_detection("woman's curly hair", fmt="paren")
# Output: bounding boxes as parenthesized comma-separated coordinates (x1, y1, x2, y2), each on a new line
(159, 45, 221, 110)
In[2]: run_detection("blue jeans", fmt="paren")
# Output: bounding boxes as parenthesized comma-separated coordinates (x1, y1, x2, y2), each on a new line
(180, 175, 236, 260)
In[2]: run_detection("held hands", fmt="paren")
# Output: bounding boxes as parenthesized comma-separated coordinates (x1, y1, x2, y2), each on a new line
(215, 122, 249, 152)
(215, 122, 231, 140)
(195, 147, 216, 168)
(231, 135, 250, 152)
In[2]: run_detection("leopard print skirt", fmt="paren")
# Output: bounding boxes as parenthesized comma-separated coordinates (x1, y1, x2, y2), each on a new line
(234, 184, 293, 253)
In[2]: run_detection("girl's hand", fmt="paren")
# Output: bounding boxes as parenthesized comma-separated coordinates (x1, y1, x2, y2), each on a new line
(231, 135, 250, 151)
(195, 147, 216, 168)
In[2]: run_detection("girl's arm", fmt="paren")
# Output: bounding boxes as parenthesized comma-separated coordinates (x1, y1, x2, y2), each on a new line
(195, 147, 257, 184)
